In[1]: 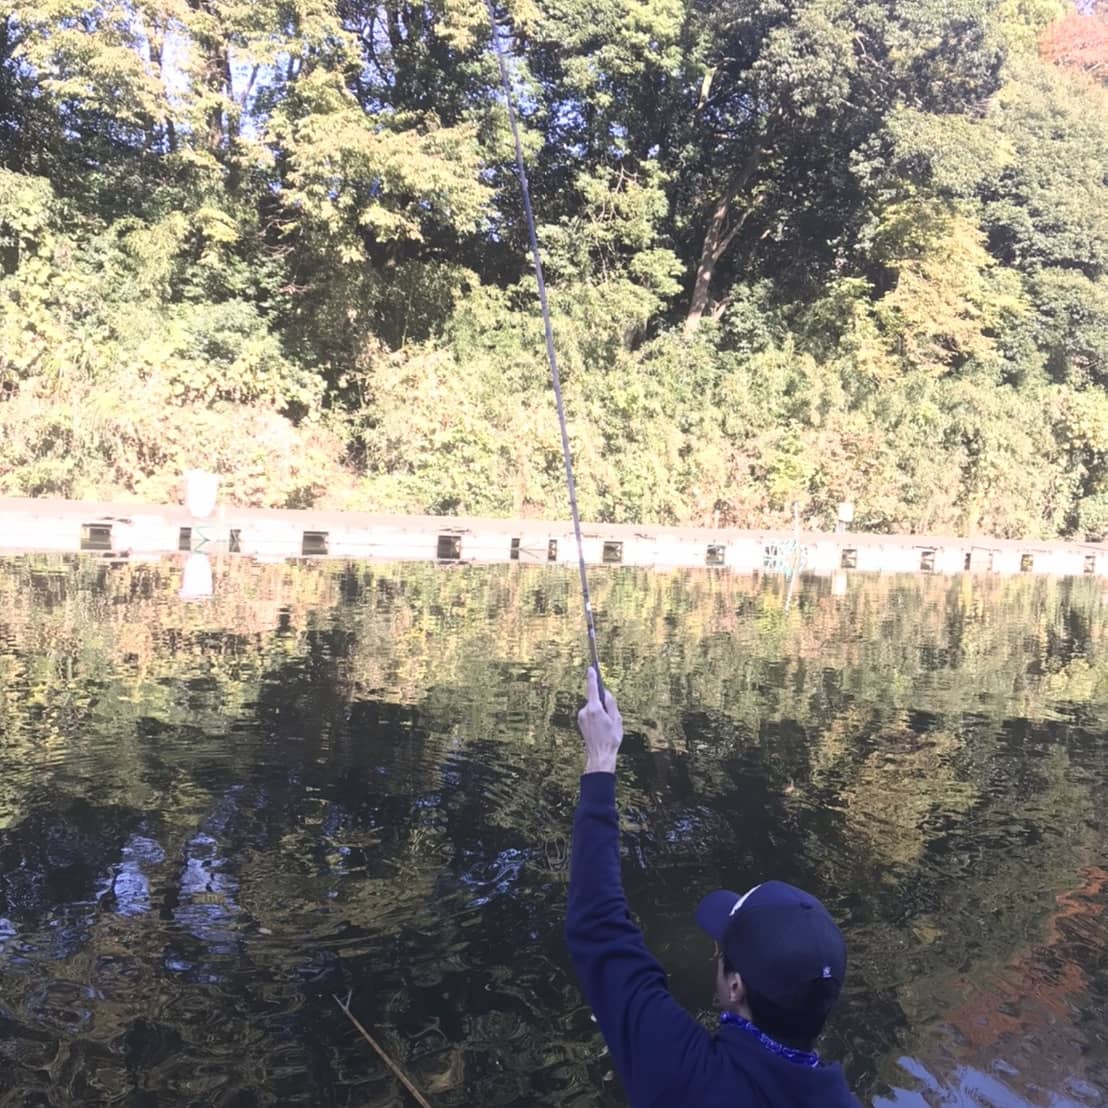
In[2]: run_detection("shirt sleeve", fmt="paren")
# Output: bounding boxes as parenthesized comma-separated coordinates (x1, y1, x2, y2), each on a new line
(564, 772, 715, 1106)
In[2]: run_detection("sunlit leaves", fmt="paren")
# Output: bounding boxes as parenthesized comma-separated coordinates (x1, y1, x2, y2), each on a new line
(1, 0, 1107, 537)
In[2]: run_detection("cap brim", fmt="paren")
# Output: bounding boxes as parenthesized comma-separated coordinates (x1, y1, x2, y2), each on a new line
(695, 890, 740, 942)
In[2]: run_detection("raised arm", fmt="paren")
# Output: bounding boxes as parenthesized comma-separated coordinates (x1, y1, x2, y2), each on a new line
(565, 670, 714, 1106)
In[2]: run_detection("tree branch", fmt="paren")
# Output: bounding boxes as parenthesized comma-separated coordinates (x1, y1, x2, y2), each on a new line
(333, 993, 432, 1108)
(239, 64, 259, 109)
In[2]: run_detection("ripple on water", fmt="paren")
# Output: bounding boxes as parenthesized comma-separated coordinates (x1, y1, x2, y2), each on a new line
(0, 561, 1106, 1106)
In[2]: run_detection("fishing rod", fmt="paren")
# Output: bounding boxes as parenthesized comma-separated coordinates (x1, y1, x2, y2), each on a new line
(337, 22, 607, 1106)
(482, 0, 607, 708)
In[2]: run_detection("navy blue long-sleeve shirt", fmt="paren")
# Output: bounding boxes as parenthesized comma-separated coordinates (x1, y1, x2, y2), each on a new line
(566, 773, 859, 1108)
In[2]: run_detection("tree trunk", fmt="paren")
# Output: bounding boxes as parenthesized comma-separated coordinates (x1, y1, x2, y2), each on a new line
(206, 46, 227, 151)
(685, 187, 734, 334)
(144, 17, 178, 154)
(185, 0, 230, 154)
(684, 142, 764, 335)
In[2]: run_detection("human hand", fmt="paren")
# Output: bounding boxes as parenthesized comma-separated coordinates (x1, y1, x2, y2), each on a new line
(577, 667, 622, 775)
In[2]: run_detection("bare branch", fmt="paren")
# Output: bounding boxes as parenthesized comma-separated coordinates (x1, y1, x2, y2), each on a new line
(332, 994, 433, 1108)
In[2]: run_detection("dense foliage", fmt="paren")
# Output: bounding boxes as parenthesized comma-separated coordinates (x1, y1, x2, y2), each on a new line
(1, 0, 1107, 536)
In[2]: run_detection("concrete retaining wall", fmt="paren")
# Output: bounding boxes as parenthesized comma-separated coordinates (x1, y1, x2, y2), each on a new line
(0, 497, 1104, 579)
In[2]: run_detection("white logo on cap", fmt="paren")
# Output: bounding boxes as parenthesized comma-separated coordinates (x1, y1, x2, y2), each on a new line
(729, 883, 764, 916)
(822, 966, 832, 978)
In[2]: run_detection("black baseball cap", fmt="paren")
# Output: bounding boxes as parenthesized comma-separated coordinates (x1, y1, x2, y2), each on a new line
(696, 881, 847, 1022)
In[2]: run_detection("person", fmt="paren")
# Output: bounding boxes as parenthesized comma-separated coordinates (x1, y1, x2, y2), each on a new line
(566, 668, 859, 1107)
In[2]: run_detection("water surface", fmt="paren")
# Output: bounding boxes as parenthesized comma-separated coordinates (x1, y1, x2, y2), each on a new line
(0, 556, 1105, 1106)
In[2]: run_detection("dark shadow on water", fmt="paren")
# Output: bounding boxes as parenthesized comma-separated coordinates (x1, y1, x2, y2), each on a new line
(0, 557, 1105, 1105)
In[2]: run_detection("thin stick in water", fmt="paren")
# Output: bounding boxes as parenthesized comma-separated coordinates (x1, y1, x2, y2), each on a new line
(333, 992, 433, 1108)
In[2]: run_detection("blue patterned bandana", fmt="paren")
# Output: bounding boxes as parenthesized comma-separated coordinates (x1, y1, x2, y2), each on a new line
(719, 1011, 821, 1069)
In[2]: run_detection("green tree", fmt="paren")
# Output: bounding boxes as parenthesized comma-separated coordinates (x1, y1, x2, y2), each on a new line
(1, 0, 1108, 537)
(677, 0, 1005, 332)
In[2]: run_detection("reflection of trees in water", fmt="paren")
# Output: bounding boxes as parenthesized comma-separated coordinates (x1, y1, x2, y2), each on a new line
(875, 866, 1108, 1107)
(0, 556, 1105, 1104)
